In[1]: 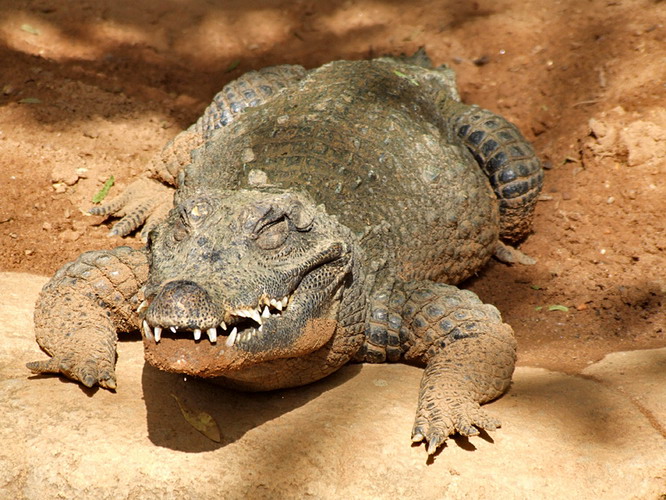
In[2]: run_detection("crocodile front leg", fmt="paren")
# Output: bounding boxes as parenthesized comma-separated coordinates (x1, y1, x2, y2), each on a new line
(26, 246, 148, 389)
(356, 281, 516, 455)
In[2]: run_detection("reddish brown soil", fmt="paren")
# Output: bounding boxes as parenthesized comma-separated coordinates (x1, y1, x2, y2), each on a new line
(1, 0, 664, 374)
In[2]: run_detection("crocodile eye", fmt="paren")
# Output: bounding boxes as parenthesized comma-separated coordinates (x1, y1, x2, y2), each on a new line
(255, 218, 289, 250)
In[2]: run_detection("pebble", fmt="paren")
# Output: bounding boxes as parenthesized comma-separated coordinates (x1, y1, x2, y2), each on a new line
(58, 230, 81, 242)
(82, 129, 99, 139)
(473, 55, 491, 66)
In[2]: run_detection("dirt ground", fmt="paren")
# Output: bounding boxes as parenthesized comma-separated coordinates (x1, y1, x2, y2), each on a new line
(0, 0, 664, 376)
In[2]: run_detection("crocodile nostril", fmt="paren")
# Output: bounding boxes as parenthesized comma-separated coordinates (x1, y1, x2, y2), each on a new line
(146, 280, 219, 329)
(160, 280, 208, 300)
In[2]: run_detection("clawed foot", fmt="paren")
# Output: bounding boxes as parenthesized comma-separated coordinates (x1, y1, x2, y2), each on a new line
(411, 393, 501, 455)
(26, 354, 117, 390)
(89, 177, 173, 241)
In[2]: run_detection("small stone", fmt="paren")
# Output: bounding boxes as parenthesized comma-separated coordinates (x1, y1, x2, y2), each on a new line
(58, 230, 81, 242)
(473, 55, 491, 66)
(42, 222, 52, 231)
(24, 249, 33, 256)
(82, 129, 99, 139)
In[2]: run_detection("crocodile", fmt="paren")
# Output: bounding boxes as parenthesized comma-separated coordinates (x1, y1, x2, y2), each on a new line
(27, 51, 543, 455)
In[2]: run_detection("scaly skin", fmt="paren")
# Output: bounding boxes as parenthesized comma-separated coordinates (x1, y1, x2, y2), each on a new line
(358, 280, 515, 453)
(441, 95, 543, 243)
(29, 52, 542, 455)
(28, 246, 148, 389)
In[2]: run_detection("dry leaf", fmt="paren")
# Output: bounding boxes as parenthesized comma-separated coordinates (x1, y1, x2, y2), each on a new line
(171, 394, 221, 443)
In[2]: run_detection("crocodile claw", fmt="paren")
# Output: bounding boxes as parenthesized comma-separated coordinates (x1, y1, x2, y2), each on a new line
(411, 393, 501, 455)
(26, 355, 117, 391)
(90, 177, 173, 241)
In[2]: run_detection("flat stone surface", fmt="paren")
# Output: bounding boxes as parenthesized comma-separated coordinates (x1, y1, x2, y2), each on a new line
(1, 272, 665, 499)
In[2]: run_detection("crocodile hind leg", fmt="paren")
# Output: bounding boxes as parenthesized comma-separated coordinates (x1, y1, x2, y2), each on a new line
(356, 280, 516, 455)
(440, 95, 544, 244)
(381, 52, 543, 245)
(91, 64, 308, 238)
(26, 246, 148, 389)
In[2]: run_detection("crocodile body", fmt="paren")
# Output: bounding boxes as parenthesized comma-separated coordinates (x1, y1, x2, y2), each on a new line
(28, 52, 543, 455)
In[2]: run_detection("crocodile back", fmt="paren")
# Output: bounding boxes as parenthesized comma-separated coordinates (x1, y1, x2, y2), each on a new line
(182, 60, 499, 285)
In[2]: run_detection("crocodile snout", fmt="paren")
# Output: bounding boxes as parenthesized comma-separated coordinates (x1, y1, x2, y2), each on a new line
(145, 280, 220, 332)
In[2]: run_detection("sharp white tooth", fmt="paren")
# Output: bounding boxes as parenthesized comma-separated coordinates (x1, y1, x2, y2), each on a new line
(220, 321, 227, 330)
(262, 306, 271, 318)
(274, 300, 283, 311)
(258, 325, 263, 333)
(193, 328, 202, 340)
(137, 300, 148, 314)
(250, 308, 262, 325)
(142, 320, 153, 340)
(170, 326, 177, 333)
(207, 327, 217, 343)
(154, 326, 162, 342)
(225, 327, 238, 347)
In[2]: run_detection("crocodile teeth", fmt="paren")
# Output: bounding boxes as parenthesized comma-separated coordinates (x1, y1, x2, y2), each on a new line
(225, 327, 238, 347)
(270, 297, 287, 311)
(193, 328, 202, 341)
(170, 326, 177, 333)
(234, 307, 263, 324)
(207, 327, 217, 343)
(137, 300, 149, 314)
(142, 320, 153, 340)
(154, 326, 162, 342)
(220, 321, 227, 330)
(261, 306, 271, 319)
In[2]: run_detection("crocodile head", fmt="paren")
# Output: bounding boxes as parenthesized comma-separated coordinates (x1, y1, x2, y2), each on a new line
(140, 188, 358, 378)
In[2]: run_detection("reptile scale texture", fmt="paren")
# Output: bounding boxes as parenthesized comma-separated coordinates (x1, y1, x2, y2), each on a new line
(27, 51, 543, 455)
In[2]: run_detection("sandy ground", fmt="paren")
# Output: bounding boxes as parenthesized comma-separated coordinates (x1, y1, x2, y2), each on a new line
(0, 0, 665, 497)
